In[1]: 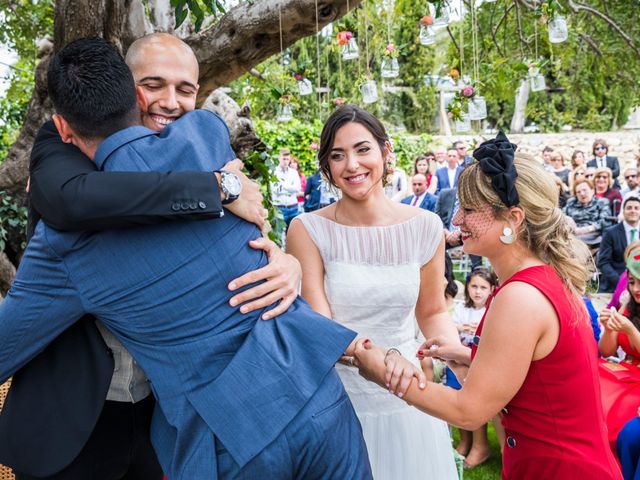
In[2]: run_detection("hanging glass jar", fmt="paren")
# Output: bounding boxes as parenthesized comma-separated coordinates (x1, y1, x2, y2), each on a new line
(455, 113, 471, 133)
(380, 58, 400, 78)
(430, 2, 450, 27)
(297, 78, 313, 96)
(277, 103, 293, 122)
(342, 38, 360, 60)
(360, 80, 379, 104)
(468, 96, 487, 120)
(548, 15, 568, 44)
(423, 74, 440, 87)
(419, 25, 436, 45)
(530, 74, 546, 92)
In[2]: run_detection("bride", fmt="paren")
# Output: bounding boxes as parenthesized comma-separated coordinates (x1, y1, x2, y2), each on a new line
(287, 105, 458, 479)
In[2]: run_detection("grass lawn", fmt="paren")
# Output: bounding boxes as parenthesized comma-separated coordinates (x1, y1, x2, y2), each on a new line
(451, 423, 503, 480)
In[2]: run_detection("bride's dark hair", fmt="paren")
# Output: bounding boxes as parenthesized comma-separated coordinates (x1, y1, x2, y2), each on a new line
(318, 104, 388, 187)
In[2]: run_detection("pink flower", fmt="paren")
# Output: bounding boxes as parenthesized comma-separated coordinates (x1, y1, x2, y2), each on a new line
(447, 112, 454, 119)
(293, 73, 303, 81)
(310, 142, 320, 151)
(385, 43, 396, 53)
(334, 97, 346, 106)
(336, 31, 353, 46)
(462, 86, 474, 97)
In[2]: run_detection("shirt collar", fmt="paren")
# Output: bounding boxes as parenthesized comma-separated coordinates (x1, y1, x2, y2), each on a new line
(94, 125, 157, 170)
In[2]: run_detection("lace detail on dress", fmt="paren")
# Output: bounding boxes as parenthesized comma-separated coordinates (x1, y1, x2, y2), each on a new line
(295, 210, 443, 267)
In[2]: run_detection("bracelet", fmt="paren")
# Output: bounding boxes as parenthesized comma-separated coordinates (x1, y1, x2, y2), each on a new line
(385, 347, 402, 359)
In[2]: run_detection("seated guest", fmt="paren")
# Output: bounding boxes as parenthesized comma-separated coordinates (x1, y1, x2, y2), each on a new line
(599, 248, 640, 457)
(571, 150, 586, 169)
(401, 174, 437, 212)
(622, 168, 640, 200)
(564, 178, 612, 247)
(608, 241, 640, 311)
(595, 167, 623, 216)
(569, 166, 587, 195)
(550, 151, 570, 188)
(414, 154, 438, 194)
(617, 416, 640, 480)
(554, 176, 570, 209)
(599, 197, 640, 292)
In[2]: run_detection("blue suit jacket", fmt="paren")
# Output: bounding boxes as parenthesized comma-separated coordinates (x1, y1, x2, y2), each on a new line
(597, 222, 627, 292)
(303, 172, 322, 212)
(401, 193, 437, 212)
(435, 166, 462, 193)
(0, 111, 355, 478)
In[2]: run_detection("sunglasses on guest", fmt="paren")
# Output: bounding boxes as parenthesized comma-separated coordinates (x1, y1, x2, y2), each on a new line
(594, 146, 607, 151)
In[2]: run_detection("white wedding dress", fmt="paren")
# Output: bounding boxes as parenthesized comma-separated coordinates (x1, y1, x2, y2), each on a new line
(297, 211, 457, 480)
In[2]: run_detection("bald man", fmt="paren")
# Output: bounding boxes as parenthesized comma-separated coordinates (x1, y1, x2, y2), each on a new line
(1, 34, 301, 480)
(401, 174, 437, 212)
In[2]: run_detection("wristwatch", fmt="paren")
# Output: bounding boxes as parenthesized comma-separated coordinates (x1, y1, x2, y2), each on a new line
(217, 170, 242, 205)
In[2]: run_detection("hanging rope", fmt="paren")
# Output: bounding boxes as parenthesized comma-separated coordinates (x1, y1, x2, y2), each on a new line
(534, 13, 539, 60)
(314, 0, 322, 117)
(459, 0, 464, 77)
(386, 0, 393, 45)
(278, 2, 285, 93)
(363, 0, 370, 75)
(470, 0, 480, 89)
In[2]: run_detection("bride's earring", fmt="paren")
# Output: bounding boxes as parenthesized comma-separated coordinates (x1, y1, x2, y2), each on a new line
(499, 226, 516, 245)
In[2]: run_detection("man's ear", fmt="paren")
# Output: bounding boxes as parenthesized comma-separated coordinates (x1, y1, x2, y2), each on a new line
(136, 86, 148, 113)
(52, 114, 75, 144)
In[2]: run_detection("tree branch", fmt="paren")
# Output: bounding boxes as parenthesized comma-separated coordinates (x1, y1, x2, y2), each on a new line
(189, 0, 360, 103)
(578, 32, 603, 57)
(566, 0, 640, 59)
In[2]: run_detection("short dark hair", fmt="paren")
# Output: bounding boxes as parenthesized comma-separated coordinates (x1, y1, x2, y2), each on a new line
(464, 267, 499, 308)
(318, 105, 388, 187)
(542, 146, 554, 153)
(623, 196, 640, 209)
(47, 37, 139, 140)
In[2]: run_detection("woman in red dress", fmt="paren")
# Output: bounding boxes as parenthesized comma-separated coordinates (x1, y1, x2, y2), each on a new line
(351, 132, 622, 480)
(599, 248, 640, 456)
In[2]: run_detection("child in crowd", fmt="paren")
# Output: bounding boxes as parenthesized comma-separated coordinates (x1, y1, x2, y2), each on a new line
(450, 268, 499, 469)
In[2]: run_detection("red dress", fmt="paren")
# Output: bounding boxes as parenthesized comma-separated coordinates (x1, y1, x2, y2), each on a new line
(471, 265, 621, 480)
(599, 329, 640, 454)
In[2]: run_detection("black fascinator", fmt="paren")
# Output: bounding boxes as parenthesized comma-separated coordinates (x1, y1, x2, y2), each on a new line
(472, 131, 520, 207)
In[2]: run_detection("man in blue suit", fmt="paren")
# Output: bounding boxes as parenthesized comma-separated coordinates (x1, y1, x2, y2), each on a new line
(598, 196, 640, 292)
(401, 174, 437, 212)
(435, 149, 463, 193)
(0, 38, 371, 479)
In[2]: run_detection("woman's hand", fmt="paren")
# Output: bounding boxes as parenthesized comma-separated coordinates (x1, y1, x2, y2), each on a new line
(419, 335, 471, 366)
(353, 340, 426, 397)
(606, 309, 636, 335)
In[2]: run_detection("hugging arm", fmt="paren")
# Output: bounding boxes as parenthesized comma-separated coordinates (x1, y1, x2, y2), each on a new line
(0, 232, 85, 382)
(29, 121, 224, 235)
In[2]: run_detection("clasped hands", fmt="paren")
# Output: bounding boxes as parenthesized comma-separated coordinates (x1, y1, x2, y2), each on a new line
(600, 306, 635, 335)
(343, 335, 469, 398)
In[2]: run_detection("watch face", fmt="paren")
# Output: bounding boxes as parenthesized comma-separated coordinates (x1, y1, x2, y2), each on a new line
(223, 172, 242, 196)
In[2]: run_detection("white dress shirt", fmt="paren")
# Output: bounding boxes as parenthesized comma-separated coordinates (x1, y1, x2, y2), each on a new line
(272, 166, 302, 206)
(447, 167, 457, 189)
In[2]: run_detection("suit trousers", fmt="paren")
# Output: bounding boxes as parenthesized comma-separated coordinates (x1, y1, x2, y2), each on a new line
(216, 368, 372, 479)
(15, 396, 162, 480)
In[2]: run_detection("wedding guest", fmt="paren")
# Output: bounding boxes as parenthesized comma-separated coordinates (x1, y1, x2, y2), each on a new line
(451, 268, 498, 469)
(289, 157, 307, 211)
(435, 149, 463, 194)
(454, 140, 472, 168)
(434, 146, 447, 167)
(598, 197, 640, 292)
(563, 178, 611, 248)
(588, 139, 621, 186)
(401, 174, 437, 212)
(607, 241, 640, 311)
(554, 176, 570, 209)
(414, 154, 438, 194)
(569, 166, 587, 194)
(599, 248, 640, 456)
(352, 133, 622, 480)
(272, 147, 302, 230)
(550, 151, 570, 187)
(384, 152, 409, 202)
(571, 150, 586, 169)
(542, 146, 554, 172)
(594, 167, 623, 217)
(622, 168, 640, 200)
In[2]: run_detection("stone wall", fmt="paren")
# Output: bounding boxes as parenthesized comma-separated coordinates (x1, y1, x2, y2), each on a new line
(432, 130, 640, 172)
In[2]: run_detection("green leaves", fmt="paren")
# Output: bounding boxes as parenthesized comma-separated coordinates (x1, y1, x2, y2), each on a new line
(171, 0, 226, 31)
(0, 191, 27, 253)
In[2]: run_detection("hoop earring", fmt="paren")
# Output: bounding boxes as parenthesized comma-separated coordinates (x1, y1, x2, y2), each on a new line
(499, 226, 516, 245)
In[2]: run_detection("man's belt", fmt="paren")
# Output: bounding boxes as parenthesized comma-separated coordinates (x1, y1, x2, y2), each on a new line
(276, 203, 298, 209)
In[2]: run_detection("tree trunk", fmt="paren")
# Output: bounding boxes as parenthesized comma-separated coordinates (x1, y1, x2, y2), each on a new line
(0, 0, 358, 288)
(510, 78, 529, 134)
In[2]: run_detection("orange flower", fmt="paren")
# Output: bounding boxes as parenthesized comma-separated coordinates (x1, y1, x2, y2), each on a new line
(450, 68, 460, 79)
(419, 15, 433, 26)
(336, 31, 353, 46)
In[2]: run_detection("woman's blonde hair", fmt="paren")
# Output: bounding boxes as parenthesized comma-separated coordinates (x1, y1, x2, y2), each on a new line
(593, 166, 614, 189)
(458, 152, 591, 296)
